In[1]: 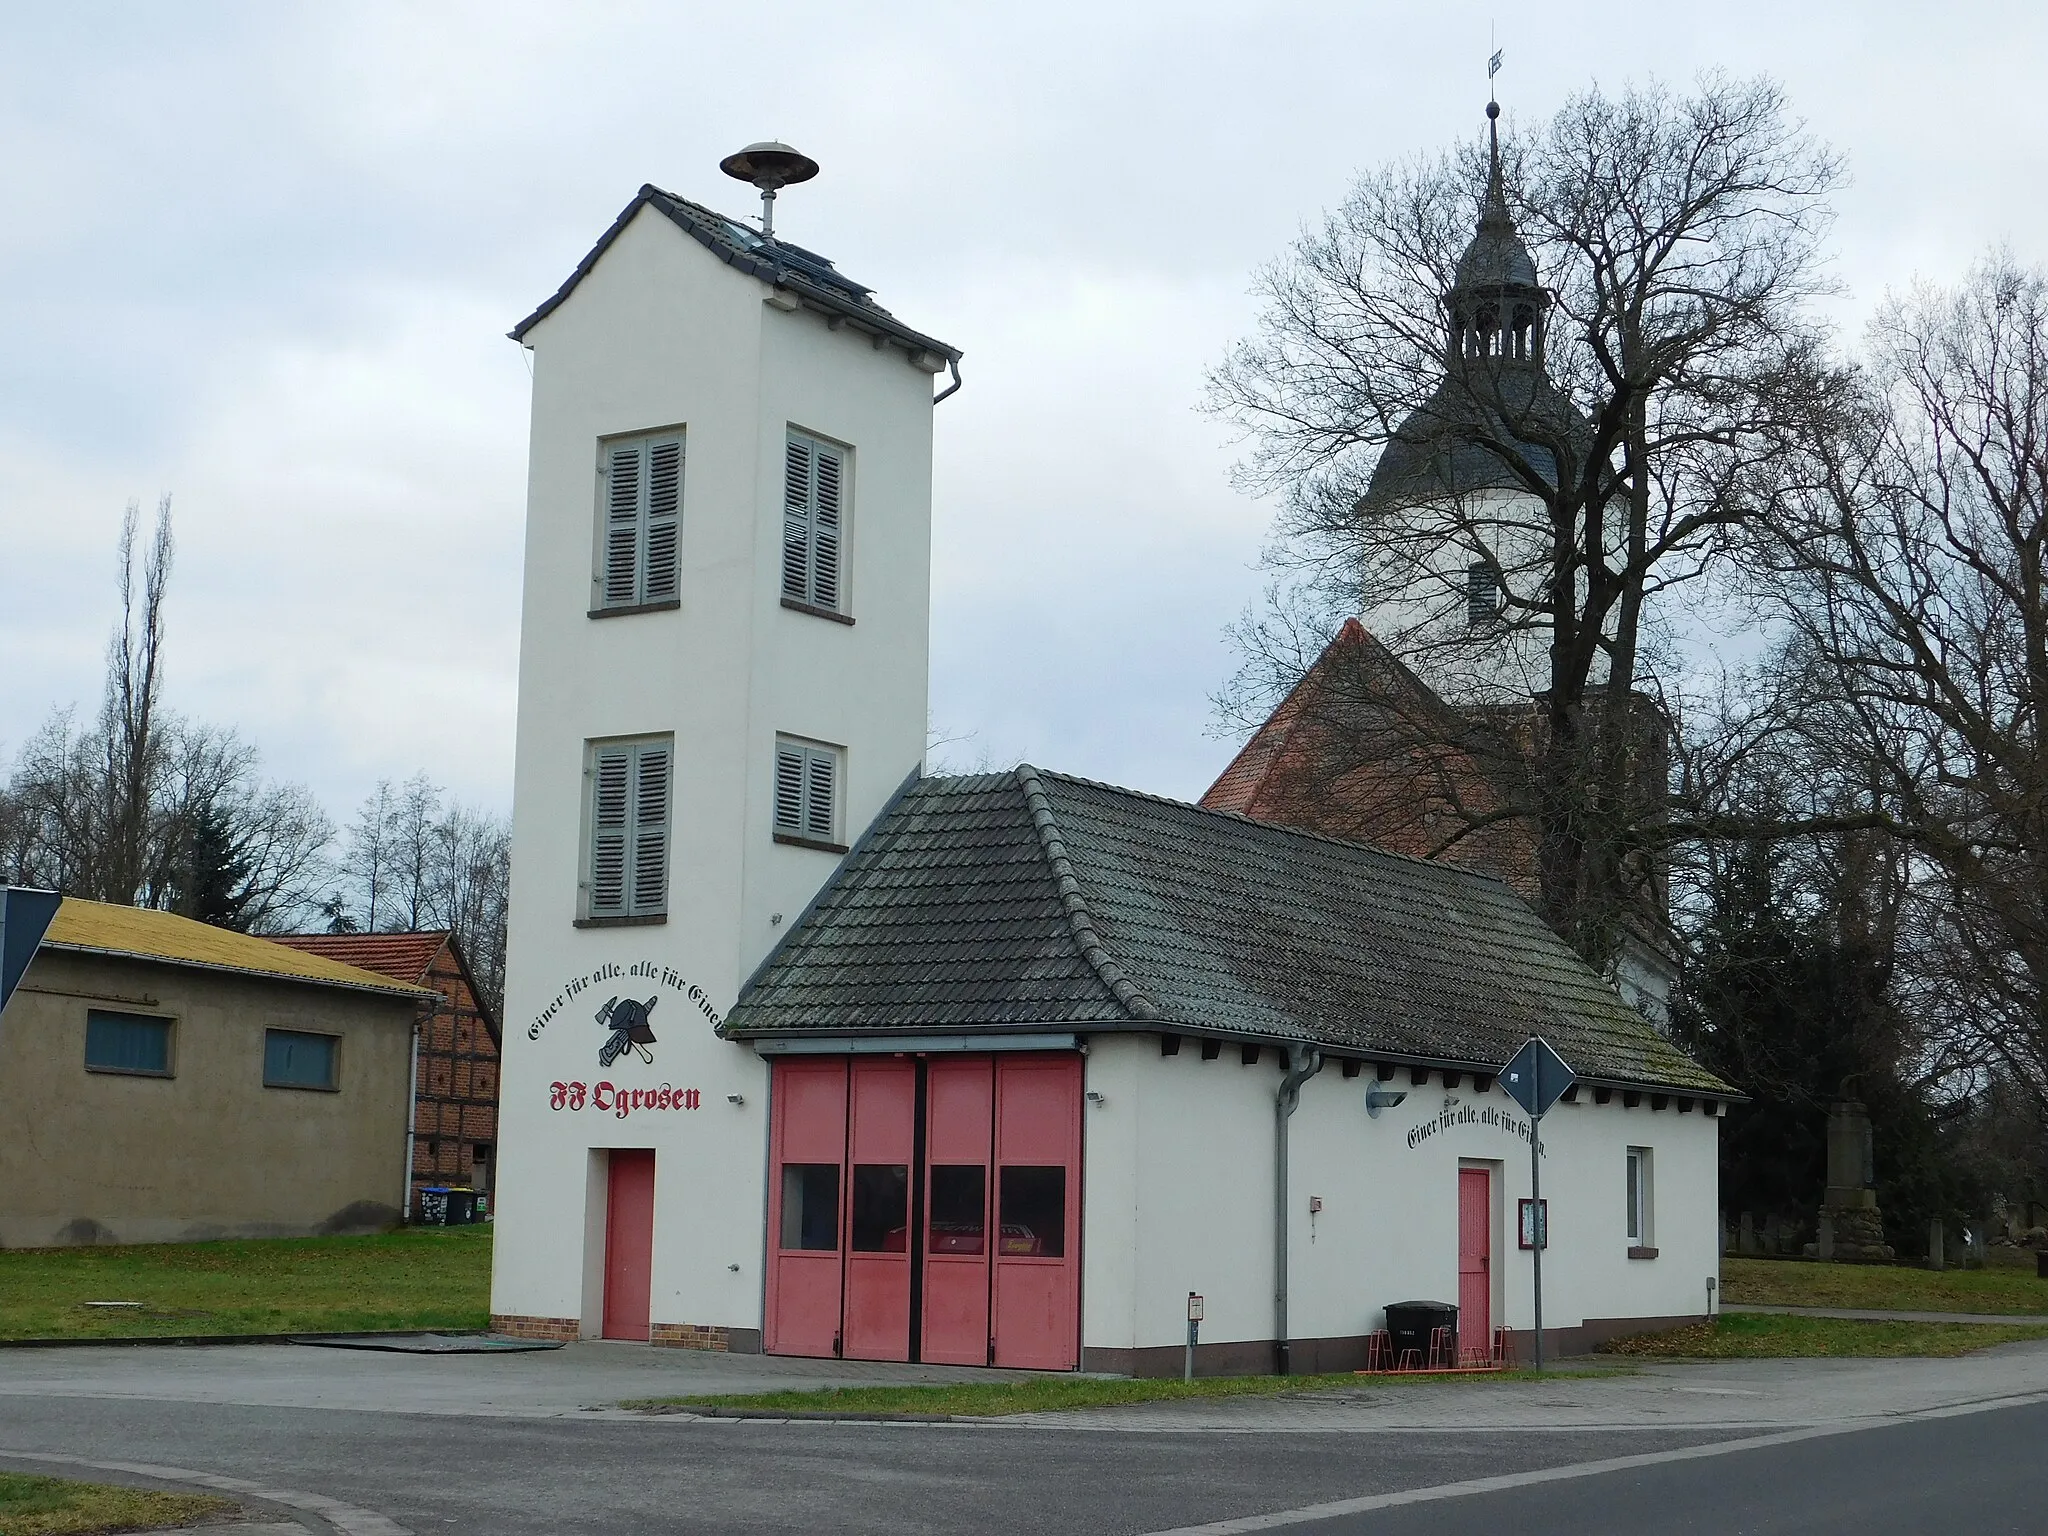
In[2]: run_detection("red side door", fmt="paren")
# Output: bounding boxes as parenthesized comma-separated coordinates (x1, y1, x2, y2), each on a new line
(991, 1055, 1082, 1369)
(840, 1058, 916, 1361)
(1457, 1166, 1491, 1354)
(602, 1149, 656, 1341)
(765, 1059, 848, 1357)
(922, 1057, 994, 1365)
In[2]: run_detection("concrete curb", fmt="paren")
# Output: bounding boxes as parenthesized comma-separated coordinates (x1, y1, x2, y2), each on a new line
(1723, 1303, 2048, 1326)
(642, 1403, 974, 1423)
(0, 1448, 412, 1534)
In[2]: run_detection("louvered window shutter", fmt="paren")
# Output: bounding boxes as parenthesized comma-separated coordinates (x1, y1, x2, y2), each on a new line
(782, 437, 813, 602)
(588, 747, 632, 917)
(773, 742, 806, 832)
(803, 748, 836, 840)
(643, 439, 682, 602)
(810, 444, 842, 610)
(604, 444, 643, 607)
(629, 744, 671, 916)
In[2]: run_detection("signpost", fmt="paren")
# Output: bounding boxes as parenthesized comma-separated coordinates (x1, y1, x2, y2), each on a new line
(1500, 1036, 1574, 1371)
(0, 887, 62, 1034)
(1185, 1292, 1204, 1383)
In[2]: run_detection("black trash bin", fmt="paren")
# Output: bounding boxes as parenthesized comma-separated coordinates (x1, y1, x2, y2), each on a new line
(419, 1186, 451, 1226)
(445, 1188, 478, 1226)
(1384, 1300, 1459, 1366)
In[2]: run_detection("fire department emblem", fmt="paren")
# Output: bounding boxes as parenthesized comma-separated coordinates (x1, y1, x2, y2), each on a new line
(595, 995, 658, 1067)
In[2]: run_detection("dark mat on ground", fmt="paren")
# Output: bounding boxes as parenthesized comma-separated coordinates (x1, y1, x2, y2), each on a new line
(288, 1333, 563, 1353)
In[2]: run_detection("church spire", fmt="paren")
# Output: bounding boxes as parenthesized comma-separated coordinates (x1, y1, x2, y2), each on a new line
(1481, 98, 1510, 234)
(1444, 91, 1548, 369)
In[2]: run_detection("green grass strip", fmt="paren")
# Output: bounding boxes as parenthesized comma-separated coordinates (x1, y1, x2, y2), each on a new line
(0, 1226, 492, 1341)
(1720, 1255, 2048, 1316)
(1603, 1312, 2048, 1359)
(627, 1366, 1629, 1418)
(0, 1471, 235, 1535)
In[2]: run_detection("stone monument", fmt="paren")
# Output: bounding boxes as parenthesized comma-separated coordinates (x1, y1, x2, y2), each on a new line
(1818, 1099, 1894, 1262)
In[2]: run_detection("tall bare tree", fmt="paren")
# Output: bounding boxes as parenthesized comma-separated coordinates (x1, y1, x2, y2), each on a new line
(2, 500, 333, 929)
(1763, 253, 2048, 1108)
(1208, 74, 1844, 971)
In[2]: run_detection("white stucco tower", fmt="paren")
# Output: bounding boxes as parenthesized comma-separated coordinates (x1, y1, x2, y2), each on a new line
(488, 169, 959, 1344)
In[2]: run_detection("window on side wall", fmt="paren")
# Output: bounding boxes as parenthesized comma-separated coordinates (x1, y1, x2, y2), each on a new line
(583, 736, 674, 922)
(84, 1010, 174, 1076)
(1465, 561, 1502, 628)
(773, 736, 844, 850)
(265, 1029, 339, 1091)
(593, 431, 684, 613)
(1626, 1146, 1655, 1255)
(781, 430, 847, 616)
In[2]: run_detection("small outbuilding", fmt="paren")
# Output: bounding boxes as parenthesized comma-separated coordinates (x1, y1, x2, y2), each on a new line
(722, 768, 1731, 1372)
(0, 898, 430, 1247)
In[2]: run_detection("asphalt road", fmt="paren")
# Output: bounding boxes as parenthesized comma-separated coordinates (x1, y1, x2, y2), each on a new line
(2, 1391, 2043, 1534)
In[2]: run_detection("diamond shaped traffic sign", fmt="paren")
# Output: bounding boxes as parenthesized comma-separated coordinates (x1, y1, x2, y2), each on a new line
(1501, 1036, 1574, 1119)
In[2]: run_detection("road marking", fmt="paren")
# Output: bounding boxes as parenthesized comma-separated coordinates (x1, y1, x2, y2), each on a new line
(0, 1449, 411, 1535)
(1136, 1390, 2048, 1533)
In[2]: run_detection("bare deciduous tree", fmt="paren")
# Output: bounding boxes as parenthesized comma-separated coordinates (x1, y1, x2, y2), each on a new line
(1764, 253, 2048, 1108)
(1207, 74, 1844, 972)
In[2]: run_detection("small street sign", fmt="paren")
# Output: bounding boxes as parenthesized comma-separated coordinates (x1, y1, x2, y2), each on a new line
(0, 887, 62, 1027)
(1498, 1035, 1575, 1374)
(1501, 1036, 1575, 1120)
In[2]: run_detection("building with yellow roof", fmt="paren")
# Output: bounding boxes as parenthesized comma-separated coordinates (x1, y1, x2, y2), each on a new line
(0, 895, 435, 1247)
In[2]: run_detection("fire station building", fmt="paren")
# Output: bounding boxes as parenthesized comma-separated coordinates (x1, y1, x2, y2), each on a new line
(488, 156, 1729, 1371)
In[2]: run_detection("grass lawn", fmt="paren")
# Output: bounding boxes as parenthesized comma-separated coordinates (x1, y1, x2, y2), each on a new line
(0, 1471, 234, 1535)
(626, 1366, 1626, 1418)
(1602, 1312, 2048, 1359)
(1721, 1255, 2048, 1315)
(0, 1226, 492, 1341)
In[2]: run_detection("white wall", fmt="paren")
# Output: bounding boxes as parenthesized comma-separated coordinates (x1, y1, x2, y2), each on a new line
(490, 204, 938, 1335)
(1083, 1033, 1719, 1356)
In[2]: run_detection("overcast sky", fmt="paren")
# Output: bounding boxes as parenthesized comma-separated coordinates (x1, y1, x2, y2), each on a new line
(1, 1, 2041, 826)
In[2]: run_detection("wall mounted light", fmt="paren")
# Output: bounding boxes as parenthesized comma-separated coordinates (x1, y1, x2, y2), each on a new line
(1085, 1090, 1108, 1107)
(726, 1093, 745, 1106)
(1365, 1084, 1408, 1119)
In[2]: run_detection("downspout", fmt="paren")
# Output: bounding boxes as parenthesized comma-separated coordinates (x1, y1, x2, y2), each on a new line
(933, 355, 963, 405)
(1274, 1043, 1323, 1375)
(402, 1014, 422, 1222)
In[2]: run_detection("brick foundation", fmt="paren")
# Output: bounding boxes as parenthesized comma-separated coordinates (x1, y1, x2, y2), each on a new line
(491, 1313, 580, 1342)
(650, 1322, 730, 1351)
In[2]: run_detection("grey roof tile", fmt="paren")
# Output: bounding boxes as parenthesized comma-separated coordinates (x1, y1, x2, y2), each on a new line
(724, 766, 1727, 1095)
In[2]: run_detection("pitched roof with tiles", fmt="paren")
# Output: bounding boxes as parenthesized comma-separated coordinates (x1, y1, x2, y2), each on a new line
(270, 932, 450, 986)
(41, 900, 432, 1000)
(271, 931, 501, 1044)
(511, 184, 959, 365)
(724, 766, 1727, 1095)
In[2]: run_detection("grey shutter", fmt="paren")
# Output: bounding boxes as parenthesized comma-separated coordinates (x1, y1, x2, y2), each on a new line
(803, 748, 836, 840)
(773, 741, 806, 831)
(782, 437, 813, 601)
(603, 444, 643, 607)
(589, 747, 631, 916)
(629, 744, 671, 915)
(644, 439, 682, 601)
(810, 444, 842, 610)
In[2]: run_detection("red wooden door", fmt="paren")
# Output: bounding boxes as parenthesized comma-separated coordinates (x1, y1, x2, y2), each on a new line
(1457, 1166, 1491, 1353)
(991, 1055, 1082, 1369)
(841, 1058, 916, 1361)
(601, 1149, 656, 1341)
(922, 1057, 994, 1365)
(765, 1059, 848, 1356)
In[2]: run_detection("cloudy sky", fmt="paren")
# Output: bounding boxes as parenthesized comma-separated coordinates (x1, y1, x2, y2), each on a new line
(1, 1, 2040, 827)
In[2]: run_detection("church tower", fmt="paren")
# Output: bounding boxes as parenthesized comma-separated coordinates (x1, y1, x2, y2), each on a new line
(488, 151, 960, 1344)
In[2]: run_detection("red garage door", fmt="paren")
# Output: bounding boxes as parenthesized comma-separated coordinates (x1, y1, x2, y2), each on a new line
(764, 1053, 1081, 1369)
